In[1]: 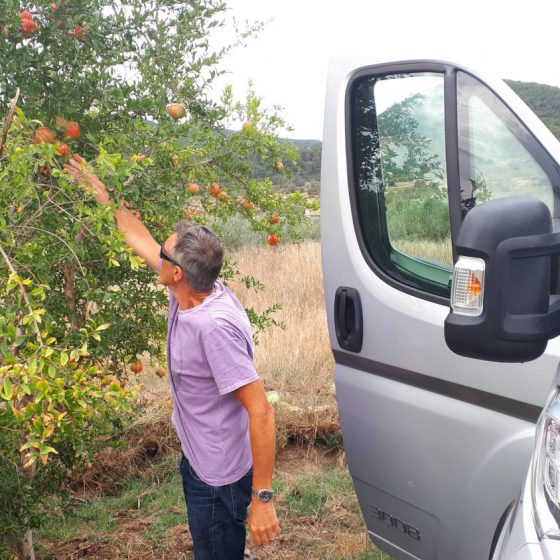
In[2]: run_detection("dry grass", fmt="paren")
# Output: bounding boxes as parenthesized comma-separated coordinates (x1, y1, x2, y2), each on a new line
(43, 447, 381, 560)
(76, 241, 338, 493)
(230, 241, 334, 396)
(229, 241, 337, 446)
(138, 240, 335, 402)
(40, 241, 389, 560)
(70, 404, 179, 497)
(392, 237, 453, 265)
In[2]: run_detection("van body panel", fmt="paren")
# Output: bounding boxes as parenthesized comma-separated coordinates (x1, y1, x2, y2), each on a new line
(337, 364, 535, 559)
(322, 58, 560, 558)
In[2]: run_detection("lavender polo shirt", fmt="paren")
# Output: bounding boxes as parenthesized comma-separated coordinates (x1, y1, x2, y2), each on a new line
(167, 281, 259, 486)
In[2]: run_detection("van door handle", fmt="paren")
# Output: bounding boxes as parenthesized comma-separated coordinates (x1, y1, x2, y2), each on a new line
(334, 287, 363, 353)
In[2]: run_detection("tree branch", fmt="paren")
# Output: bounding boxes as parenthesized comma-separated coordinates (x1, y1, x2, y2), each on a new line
(0, 245, 43, 348)
(62, 263, 81, 333)
(0, 87, 20, 159)
(12, 226, 89, 285)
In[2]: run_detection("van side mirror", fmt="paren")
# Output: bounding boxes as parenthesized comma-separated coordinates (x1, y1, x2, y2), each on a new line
(445, 197, 560, 362)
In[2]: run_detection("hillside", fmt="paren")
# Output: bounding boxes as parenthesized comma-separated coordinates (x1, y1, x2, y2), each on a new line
(273, 79, 560, 194)
(505, 79, 560, 138)
(252, 138, 321, 195)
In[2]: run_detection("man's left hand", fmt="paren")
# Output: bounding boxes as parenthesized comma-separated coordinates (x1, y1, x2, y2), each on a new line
(248, 500, 281, 546)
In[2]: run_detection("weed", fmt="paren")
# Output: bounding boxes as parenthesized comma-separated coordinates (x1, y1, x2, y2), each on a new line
(36, 456, 393, 559)
(144, 510, 186, 546)
(317, 432, 345, 452)
(284, 469, 356, 519)
(329, 547, 393, 560)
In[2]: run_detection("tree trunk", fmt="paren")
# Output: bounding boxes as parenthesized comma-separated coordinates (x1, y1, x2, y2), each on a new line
(62, 263, 81, 333)
(62, 224, 90, 332)
(22, 529, 36, 560)
(10, 457, 37, 559)
(10, 530, 36, 560)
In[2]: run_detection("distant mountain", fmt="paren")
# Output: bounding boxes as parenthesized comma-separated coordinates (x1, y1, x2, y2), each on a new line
(287, 138, 322, 148)
(505, 79, 560, 139)
(253, 138, 322, 195)
(506, 80, 560, 118)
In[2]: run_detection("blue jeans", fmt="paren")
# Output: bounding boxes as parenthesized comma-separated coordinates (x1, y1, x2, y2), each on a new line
(180, 455, 253, 560)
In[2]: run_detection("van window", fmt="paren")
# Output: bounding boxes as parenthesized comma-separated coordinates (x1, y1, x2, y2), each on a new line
(457, 72, 560, 218)
(350, 72, 452, 298)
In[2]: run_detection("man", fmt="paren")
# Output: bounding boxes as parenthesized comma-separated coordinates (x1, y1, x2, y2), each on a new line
(65, 154, 281, 559)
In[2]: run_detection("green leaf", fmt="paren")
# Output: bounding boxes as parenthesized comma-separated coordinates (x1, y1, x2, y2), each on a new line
(14, 336, 26, 347)
(40, 446, 59, 456)
(2, 379, 13, 401)
(20, 440, 41, 452)
(28, 360, 37, 376)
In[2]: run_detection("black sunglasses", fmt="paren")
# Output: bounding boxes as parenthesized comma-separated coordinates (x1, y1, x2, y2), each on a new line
(160, 244, 182, 268)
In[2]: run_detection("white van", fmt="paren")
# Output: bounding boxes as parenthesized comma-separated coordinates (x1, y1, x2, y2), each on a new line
(321, 58, 560, 559)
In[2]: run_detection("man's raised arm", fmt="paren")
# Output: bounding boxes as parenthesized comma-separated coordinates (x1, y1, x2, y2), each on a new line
(65, 154, 160, 272)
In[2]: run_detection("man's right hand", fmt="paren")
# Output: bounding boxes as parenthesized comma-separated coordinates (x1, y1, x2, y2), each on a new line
(64, 154, 112, 205)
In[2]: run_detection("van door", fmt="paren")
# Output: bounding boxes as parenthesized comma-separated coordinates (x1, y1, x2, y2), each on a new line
(321, 60, 560, 560)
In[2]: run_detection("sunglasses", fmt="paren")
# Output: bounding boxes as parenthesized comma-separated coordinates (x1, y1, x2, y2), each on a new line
(160, 244, 183, 268)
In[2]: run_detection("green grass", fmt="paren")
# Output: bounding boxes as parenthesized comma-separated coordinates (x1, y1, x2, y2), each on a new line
(283, 468, 358, 518)
(36, 455, 393, 560)
(329, 549, 393, 560)
(37, 460, 186, 546)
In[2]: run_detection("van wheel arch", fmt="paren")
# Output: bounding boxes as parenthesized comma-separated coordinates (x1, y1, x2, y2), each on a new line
(489, 500, 515, 560)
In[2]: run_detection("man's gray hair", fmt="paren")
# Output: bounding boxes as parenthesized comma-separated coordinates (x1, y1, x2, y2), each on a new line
(173, 221, 224, 292)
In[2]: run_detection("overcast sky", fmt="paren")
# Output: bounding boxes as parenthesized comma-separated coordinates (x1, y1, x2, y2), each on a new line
(214, 0, 560, 140)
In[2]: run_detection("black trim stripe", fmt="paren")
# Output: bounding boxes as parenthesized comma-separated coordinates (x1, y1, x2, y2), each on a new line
(333, 350, 542, 423)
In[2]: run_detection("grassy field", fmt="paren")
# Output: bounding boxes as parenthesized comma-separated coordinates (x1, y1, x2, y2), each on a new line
(230, 241, 338, 446)
(36, 449, 389, 560)
(392, 237, 452, 266)
(33, 241, 392, 560)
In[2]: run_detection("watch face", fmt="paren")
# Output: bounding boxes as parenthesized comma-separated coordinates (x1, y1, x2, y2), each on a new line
(257, 490, 273, 502)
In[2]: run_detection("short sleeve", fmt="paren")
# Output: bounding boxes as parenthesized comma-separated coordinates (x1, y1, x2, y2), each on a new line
(203, 322, 259, 395)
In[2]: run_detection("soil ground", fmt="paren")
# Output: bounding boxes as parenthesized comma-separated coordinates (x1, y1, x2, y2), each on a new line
(36, 446, 390, 560)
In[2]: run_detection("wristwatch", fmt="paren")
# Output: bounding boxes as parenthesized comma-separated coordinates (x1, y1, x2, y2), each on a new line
(252, 488, 274, 502)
